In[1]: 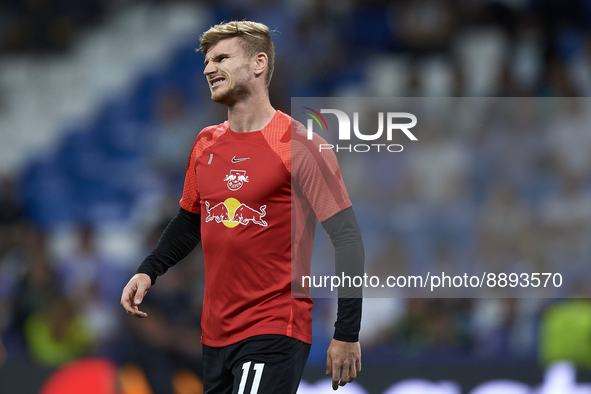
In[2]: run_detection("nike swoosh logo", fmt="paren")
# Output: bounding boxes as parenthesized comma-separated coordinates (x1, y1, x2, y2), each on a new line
(231, 155, 250, 163)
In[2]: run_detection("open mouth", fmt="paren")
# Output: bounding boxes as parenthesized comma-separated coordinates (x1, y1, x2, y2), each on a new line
(210, 77, 226, 88)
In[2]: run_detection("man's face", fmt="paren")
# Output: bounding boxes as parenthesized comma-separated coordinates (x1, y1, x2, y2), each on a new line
(203, 37, 254, 105)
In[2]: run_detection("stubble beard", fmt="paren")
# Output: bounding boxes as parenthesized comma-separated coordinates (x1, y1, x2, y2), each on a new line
(211, 66, 251, 106)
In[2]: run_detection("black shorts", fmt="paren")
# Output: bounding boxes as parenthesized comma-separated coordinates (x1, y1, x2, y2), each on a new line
(203, 335, 311, 394)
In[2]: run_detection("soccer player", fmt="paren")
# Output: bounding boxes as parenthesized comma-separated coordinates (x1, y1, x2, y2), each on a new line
(121, 21, 364, 394)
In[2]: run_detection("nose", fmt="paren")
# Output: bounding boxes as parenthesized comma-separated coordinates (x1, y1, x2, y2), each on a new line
(203, 62, 216, 76)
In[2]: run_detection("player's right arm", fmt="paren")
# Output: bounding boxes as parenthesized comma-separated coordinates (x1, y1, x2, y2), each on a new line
(120, 208, 202, 317)
(121, 133, 204, 318)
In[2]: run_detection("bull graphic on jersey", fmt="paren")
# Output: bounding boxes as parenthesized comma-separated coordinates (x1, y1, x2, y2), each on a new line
(233, 204, 267, 226)
(205, 199, 267, 227)
(224, 170, 249, 191)
(204, 202, 230, 223)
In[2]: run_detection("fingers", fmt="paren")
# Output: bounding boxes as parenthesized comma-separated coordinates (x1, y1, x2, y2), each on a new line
(120, 284, 134, 311)
(331, 360, 340, 390)
(326, 353, 340, 390)
(339, 361, 350, 387)
(327, 357, 358, 390)
(339, 361, 355, 387)
(120, 277, 149, 318)
(127, 303, 148, 318)
(341, 360, 350, 384)
(121, 292, 147, 318)
(330, 361, 357, 390)
(130, 291, 148, 318)
(326, 339, 361, 390)
(349, 361, 357, 380)
(134, 281, 149, 306)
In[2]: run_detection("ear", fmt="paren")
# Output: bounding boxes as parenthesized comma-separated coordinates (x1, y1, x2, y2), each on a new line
(253, 52, 268, 79)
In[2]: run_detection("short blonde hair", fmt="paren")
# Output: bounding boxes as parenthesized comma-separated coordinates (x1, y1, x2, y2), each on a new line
(198, 21, 275, 87)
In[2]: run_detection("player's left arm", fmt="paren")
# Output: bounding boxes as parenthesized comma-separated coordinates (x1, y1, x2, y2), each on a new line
(321, 207, 364, 390)
(291, 130, 363, 389)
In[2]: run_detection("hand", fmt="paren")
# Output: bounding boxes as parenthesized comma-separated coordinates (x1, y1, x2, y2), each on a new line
(120, 273, 151, 318)
(326, 339, 361, 390)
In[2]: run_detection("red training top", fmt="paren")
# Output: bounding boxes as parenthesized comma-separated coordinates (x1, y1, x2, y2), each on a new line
(180, 110, 351, 347)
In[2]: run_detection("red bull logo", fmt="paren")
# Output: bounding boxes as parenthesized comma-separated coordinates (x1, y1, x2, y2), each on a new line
(224, 169, 249, 191)
(204, 201, 230, 223)
(205, 198, 267, 228)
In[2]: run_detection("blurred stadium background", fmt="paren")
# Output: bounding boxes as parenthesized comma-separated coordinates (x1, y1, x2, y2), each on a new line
(2, 0, 591, 393)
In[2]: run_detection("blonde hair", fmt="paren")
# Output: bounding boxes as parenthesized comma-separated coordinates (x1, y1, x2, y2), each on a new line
(198, 21, 275, 86)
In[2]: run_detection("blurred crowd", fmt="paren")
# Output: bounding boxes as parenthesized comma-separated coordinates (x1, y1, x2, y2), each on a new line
(316, 97, 591, 365)
(0, 0, 109, 54)
(0, 174, 204, 392)
(2, 0, 591, 392)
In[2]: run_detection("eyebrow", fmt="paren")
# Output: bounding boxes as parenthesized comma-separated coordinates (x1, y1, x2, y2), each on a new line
(204, 53, 229, 66)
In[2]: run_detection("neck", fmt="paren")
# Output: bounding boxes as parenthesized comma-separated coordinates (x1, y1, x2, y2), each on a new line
(227, 90, 276, 132)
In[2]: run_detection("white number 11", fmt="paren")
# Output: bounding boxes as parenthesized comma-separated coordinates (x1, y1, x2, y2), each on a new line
(237, 361, 265, 394)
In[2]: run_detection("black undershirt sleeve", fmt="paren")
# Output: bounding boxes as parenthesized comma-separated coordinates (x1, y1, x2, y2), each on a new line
(321, 206, 364, 342)
(136, 208, 202, 285)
